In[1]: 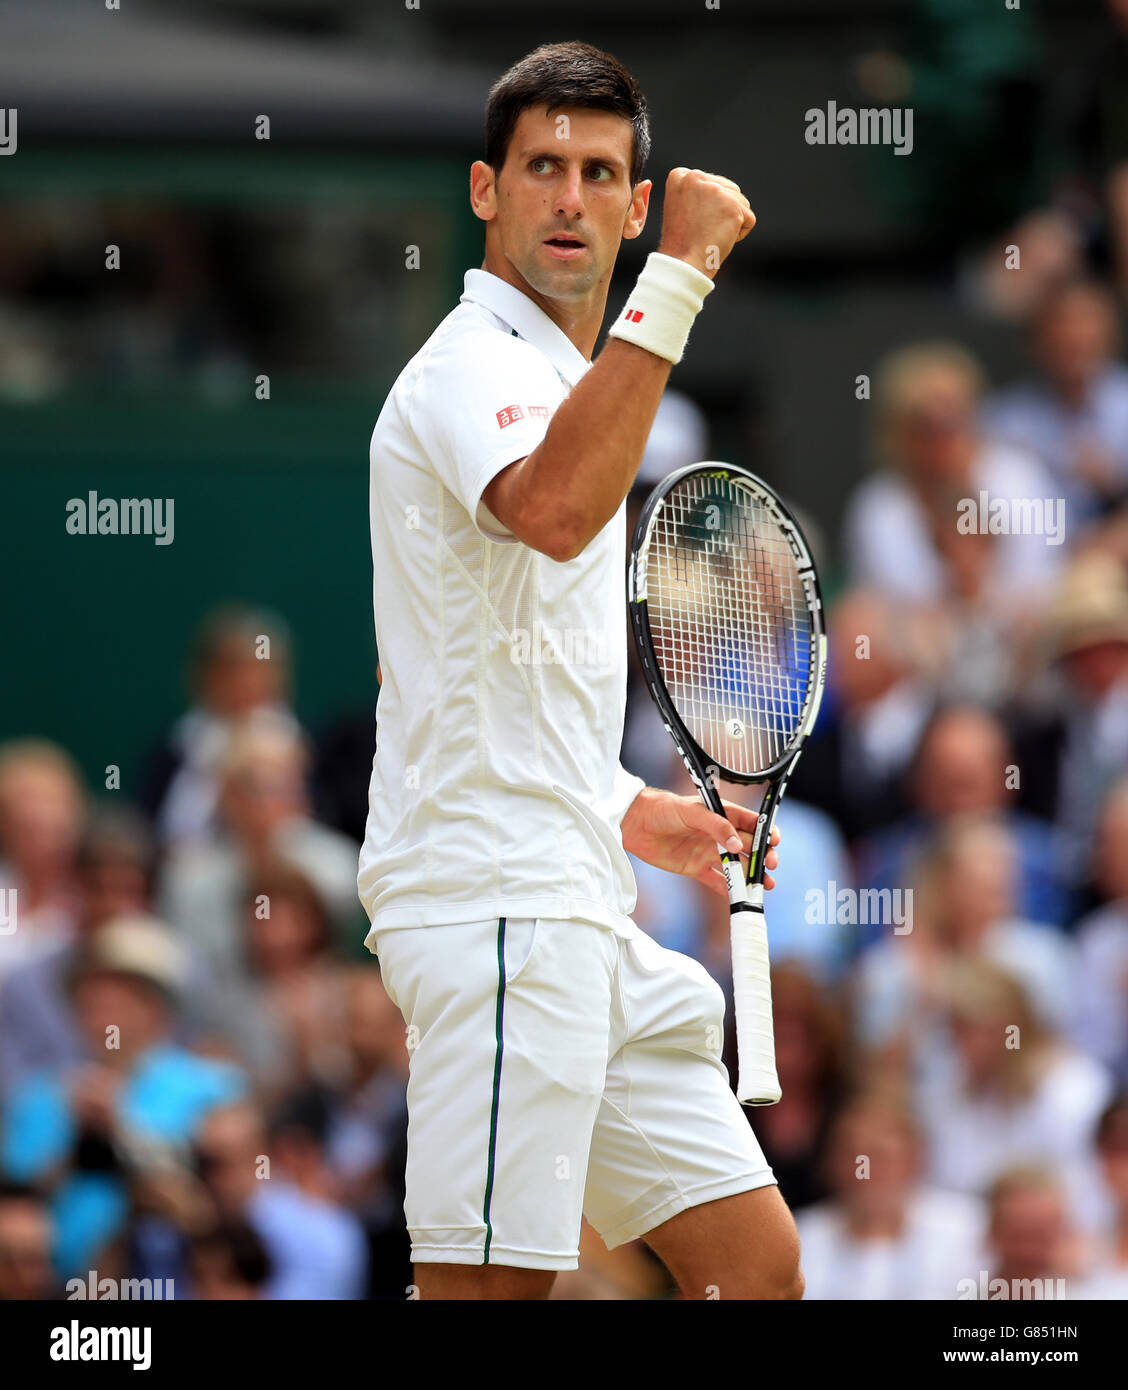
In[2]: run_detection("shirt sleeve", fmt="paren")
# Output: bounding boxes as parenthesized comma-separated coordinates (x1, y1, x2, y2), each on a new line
(607, 765, 646, 829)
(407, 327, 565, 543)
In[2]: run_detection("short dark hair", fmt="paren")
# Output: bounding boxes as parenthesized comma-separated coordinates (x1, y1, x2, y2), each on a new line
(485, 41, 650, 188)
(189, 1220, 273, 1290)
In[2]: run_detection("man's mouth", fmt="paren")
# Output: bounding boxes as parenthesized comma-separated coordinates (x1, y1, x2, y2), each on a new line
(544, 235, 587, 259)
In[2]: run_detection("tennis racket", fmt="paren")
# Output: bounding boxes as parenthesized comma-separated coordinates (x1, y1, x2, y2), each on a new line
(628, 462, 827, 1105)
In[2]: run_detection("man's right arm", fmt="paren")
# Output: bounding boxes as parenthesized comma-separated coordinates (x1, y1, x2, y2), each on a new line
(484, 168, 756, 562)
(482, 338, 672, 562)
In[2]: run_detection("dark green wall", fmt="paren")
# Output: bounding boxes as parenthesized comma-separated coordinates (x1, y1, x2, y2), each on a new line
(2, 389, 385, 792)
(0, 145, 483, 792)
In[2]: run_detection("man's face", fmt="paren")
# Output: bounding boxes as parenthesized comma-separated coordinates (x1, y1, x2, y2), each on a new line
(1036, 289, 1115, 390)
(82, 855, 150, 930)
(195, 1107, 262, 1212)
(479, 104, 648, 300)
(889, 369, 978, 483)
(0, 1200, 53, 1300)
(915, 714, 1007, 817)
(829, 1111, 916, 1207)
(73, 972, 168, 1055)
(990, 1189, 1066, 1274)
(0, 764, 82, 876)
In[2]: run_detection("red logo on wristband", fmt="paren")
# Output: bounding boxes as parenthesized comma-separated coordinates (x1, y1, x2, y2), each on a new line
(624, 309, 644, 323)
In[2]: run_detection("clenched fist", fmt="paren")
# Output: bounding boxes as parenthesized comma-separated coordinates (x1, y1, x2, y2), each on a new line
(657, 168, 756, 280)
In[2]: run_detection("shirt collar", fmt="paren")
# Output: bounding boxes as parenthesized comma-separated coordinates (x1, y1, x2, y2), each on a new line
(460, 268, 592, 387)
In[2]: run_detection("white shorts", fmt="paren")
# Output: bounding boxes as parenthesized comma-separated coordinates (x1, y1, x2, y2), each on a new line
(370, 915, 776, 1270)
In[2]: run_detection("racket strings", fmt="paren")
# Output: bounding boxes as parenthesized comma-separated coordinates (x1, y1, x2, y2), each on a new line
(645, 476, 813, 777)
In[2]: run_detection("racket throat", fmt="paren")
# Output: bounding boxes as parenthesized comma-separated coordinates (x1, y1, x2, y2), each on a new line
(719, 852, 765, 910)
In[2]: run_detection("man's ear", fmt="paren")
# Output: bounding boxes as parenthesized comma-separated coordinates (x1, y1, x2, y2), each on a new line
(622, 179, 653, 242)
(470, 160, 498, 223)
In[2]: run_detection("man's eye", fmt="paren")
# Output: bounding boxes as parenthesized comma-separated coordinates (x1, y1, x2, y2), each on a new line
(589, 166, 612, 181)
(531, 158, 553, 174)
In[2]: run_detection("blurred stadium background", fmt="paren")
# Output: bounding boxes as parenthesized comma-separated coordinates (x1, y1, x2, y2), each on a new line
(1, 0, 1127, 1301)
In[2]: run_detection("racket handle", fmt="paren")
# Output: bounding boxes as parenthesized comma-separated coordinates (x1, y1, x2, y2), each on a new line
(729, 885, 781, 1106)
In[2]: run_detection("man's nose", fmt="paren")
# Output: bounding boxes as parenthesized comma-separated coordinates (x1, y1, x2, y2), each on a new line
(553, 170, 585, 219)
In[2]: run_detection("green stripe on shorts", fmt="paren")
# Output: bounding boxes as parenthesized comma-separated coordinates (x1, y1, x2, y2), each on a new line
(482, 916, 506, 1262)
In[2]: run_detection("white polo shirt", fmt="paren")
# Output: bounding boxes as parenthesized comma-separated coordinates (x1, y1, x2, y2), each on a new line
(358, 267, 646, 942)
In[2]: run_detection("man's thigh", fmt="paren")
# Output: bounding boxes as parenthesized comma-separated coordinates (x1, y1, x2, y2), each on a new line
(583, 928, 778, 1258)
(374, 917, 618, 1274)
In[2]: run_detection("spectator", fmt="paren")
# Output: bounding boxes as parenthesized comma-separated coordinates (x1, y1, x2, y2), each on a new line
(1070, 0, 1128, 301)
(985, 277, 1128, 523)
(323, 967, 410, 1298)
(796, 1090, 985, 1300)
(854, 815, 1079, 1055)
(1014, 553, 1128, 863)
(0, 915, 246, 1279)
(237, 861, 352, 1093)
(0, 805, 157, 1095)
(1070, 1095, 1128, 1298)
(1071, 778, 1128, 1085)
(158, 719, 363, 983)
(141, 604, 301, 849)
(187, 1220, 273, 1301)
(0, 807, 259, 1099)
(857, 705, 1073, 933)
(918, 960, 1115, 1230)
(918, 522, 1017, 706)
(193, 1099, 367, 1300)
(787, 589, 932, 842)
(843, 343, 1062, 616)
(0, 1185, 58, 1300)
(324, 968, 407, 1211)
(0, 740, 86, 982)
(982, 1168, 1078, 1300)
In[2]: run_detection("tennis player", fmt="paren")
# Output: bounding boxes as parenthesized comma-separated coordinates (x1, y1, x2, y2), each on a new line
(358, 40, 800, 1301)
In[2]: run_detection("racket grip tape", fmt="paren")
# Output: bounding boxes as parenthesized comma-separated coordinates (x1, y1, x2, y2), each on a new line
(730, 890, 781, 1106)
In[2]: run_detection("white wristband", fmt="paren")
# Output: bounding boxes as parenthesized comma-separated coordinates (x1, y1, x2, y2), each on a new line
(607, 251, 715, 364)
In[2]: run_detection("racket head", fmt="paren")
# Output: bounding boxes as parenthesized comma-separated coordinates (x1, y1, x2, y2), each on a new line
(629, 462, 827, 792)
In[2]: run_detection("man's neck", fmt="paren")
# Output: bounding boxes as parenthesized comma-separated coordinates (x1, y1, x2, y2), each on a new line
(480, 256, 607, 362)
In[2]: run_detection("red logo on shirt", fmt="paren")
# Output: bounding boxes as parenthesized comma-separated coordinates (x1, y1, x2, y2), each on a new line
(497, 403, 553, 427)
(624, 309, 644, 323)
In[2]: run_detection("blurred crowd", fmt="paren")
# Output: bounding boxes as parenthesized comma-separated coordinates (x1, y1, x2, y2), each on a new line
(0, 616, 407, 1301)
(622, 271, 1128, 1302)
